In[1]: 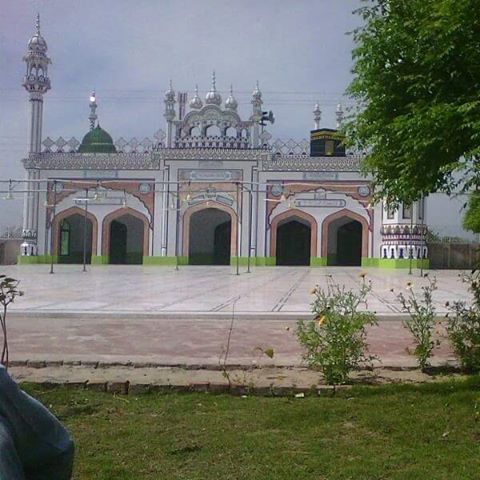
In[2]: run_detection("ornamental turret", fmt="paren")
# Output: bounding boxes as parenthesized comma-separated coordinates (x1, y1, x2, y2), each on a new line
(251, 81, 263, 147)
(225, 85, 238, 111)
(164, 80, 176, 147)
(313, 102, 322, 129)
(189, 85, 203, 110)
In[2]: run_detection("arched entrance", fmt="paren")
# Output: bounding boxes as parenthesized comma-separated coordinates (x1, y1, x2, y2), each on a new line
(188, 208, 232, 265)
(270, 210, 318, 266)
(276, 219, 311, 266)
(102, 208, 149, 265)
(322, 210, 368, 266)
(53, 207, 98, 264)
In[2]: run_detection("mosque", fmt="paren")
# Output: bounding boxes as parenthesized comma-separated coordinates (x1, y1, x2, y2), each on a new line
(18, 16, 428, 268)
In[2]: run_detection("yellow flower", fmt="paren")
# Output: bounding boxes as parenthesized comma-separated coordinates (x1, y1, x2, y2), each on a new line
(317, 315, 326, 326)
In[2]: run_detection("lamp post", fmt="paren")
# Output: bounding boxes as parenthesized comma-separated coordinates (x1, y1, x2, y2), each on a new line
(82, 188, 88, 272)
(49, 180, 57, 274)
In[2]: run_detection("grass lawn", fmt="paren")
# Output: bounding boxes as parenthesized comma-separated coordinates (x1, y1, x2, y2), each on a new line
(24, 378, 480, 480)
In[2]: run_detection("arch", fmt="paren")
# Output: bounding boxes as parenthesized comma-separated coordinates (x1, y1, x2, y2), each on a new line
(270, 209, 318, 259)
(225, 126, 236, 137)
(321, 208, 369, 259)
(189, 126, 201, 137)
(102, 207, 150, 260)
(52, 206, 98, 258)
(182, 202, 237, 257)
(205, 125, 222, 137)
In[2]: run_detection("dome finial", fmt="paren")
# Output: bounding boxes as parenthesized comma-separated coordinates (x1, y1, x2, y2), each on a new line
(36, 13, 41, 35)
(189, 83, 203, 109)
(212, 71, 216, 92)
(89, 89, 98, 130)
(225, 84, 238, 111)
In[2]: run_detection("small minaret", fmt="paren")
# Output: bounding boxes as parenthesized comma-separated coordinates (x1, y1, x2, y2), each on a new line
(164, 80, 176, 147)
(88, 90, 98, 130)
(251, 81, 263, 148)
(313, 102, 322, 130)
(21, 14, 51, 258)
(22, 13, 51, 153)
(335, 103, 344, 129)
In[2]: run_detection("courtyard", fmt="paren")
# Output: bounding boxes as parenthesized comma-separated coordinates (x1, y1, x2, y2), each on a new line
(2, 265, 469, 367)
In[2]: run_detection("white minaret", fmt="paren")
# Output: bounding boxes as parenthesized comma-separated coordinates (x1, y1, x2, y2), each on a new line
(251, 81, 263, 148)
(164, 80, 176, 147)
(313, 102, 322, 129)
(21, 14, 52, 257)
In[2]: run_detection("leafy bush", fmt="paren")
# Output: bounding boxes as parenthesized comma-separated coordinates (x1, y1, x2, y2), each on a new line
(296, 276, 377, 385)
(447, 271, 480, 372)
(395, 277, 437, 370)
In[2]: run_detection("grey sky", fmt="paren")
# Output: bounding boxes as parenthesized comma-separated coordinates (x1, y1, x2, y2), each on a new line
(0, 0, 362, 231)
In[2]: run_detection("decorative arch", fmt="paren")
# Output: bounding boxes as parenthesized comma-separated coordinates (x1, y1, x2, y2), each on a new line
(52, 206, 98, 256)
(102, 207, 150, 257)
(270, 209, 318, 258)
(321, 208, 369, 258)
(182, 201, 238, 257)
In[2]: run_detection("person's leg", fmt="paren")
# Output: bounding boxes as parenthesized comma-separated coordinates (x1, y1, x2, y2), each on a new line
(0, 420, 26, 480)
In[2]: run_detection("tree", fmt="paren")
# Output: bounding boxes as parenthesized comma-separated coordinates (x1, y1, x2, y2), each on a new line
(345, 0, 480, 205)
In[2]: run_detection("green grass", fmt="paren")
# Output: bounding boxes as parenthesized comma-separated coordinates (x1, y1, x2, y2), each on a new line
(24, 378, 480, 480)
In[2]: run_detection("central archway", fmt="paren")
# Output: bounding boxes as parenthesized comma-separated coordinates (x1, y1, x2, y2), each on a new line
(102, 208, 150, 265)
(188, 208, 232, 265)
(270, 209, 318, 266)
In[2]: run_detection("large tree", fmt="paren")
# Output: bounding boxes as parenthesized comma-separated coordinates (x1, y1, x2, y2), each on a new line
(346, 0, 480, 208)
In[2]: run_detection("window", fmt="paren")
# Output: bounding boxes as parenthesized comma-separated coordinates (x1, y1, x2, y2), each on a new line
(402, 203, 412, 220)
(60, 220, 70, 256)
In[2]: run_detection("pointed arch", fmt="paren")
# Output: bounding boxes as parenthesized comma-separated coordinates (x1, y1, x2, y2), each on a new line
(321, 208, 369, 258)
(270, 209, 318, 258)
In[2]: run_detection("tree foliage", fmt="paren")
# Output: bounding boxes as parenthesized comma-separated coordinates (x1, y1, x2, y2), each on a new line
(345, 0, 480, 204)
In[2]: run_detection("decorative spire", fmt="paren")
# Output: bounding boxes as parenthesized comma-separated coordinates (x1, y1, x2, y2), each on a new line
(313, 102, 322, 129)
(225, 84, 238, 110)
(336, 103, 344, 128)
(89, 90, 98, 130)
(36, 13, 41, 35)
(205, 70, 222, 105)
(189, 84, 203, 109)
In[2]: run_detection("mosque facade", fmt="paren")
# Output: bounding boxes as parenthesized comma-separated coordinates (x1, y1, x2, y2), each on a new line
(18, 17, 428, 268)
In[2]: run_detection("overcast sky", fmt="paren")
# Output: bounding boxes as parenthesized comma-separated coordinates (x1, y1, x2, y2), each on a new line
(0, 0, 362, 232)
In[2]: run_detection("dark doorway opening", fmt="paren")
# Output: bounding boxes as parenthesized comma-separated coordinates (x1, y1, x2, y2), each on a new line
(58, 214, 92, 264)
(109, 214, 144, 264)
(276, 219, 311, 266)
(189, 208, 231, 265)
(327, 217, 363, 266)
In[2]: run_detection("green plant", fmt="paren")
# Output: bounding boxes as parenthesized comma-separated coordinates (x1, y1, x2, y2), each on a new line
(395, 277, 438, 370)
(0, 274, 23, 370)
(447, 271, 480, 372)
(296, 275, 377, 386)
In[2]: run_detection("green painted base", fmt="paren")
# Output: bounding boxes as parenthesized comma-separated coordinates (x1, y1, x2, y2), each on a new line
(91, 255, 109, 265)
(143, 256, 178, 266)
(362, 258, 430, 269)
(230, 257, 251, 267)
(310, 257, 327, 267)
(17, 255, 58, 264)
(254, 257, 276, 266)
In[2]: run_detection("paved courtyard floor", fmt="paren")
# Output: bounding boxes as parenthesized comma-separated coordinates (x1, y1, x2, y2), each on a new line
(0, 265, 470, 368)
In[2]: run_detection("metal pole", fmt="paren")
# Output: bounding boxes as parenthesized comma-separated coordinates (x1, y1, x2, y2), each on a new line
(175, 192, 180, 271)
(236, 182, 240, 276)
(247, 186, 252, 274)
(420, 195, 425, 277)
(49, 180, 57, 274)
(408, 204, 413, 275)
(82, 188, 88, 272)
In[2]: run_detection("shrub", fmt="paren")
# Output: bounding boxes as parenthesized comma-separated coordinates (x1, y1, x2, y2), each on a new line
(0, 275, 23, 370)
(395, 277, 437, 370)
(447, 271, 480, 372)
(296, 276, 377, 385)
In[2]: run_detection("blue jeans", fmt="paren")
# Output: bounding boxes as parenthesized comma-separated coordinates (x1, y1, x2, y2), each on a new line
(0, 365, 74, 480)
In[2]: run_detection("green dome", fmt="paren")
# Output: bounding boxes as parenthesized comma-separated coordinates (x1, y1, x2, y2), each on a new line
(78, 125, 116, 153)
